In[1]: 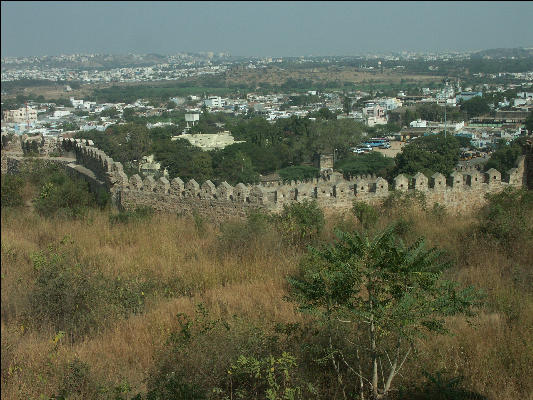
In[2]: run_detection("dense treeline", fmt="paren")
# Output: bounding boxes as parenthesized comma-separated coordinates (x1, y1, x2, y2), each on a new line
(379, 57, 533, 75)
(77, 110, 527, 185)
(77, 116, 366, 184)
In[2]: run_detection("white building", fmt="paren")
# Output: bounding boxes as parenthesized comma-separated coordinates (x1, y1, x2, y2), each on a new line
(83, 101, 96, 110)
(204, 96, 223, 108)
(185, 113, 200, 128)
(3, 107, 38, 123)
(53, 110, 71, 118)
(410, 119, 427, 128)
(362, 103, 387, 126)
(70, 98, 84, 108)
(378, 98, 403, 111)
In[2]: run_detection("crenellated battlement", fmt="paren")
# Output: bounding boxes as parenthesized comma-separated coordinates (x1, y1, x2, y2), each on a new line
(54, 138, 531, 217)
(2, 136, 528, 220)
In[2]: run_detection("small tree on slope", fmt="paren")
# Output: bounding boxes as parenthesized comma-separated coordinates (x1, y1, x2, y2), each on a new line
(288, 227, 482, 399)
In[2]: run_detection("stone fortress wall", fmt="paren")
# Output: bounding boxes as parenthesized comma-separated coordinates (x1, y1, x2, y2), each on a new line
(2, 135, 529, 220)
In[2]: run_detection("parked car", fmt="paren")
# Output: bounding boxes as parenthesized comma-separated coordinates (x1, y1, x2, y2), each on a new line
(353, 145, 372, 154)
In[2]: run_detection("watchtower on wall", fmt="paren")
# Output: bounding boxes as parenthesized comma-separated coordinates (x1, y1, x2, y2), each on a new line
(313, 153, 334, 172)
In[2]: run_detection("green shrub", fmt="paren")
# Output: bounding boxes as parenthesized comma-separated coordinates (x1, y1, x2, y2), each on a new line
(33, 177, 93, 219)
(192, 209, 206, 236)
(382, 190, 427, 214)
(430, 202, 447, 221)
(484, 140, 522, 174)
(109, 206, 154, 225)
(27, 239, 149, 341)
(215, 352, 304, 400)
(54, 358, 99, 400)
(217, 211, 273, 256)
(1, 174, 24, 207)
(477, 187, 533, 248)
(275, 200, 325, 247)
(145, 372, 206, 400)
(397, 371, 488, 400)
(145, 304, 278, 400)
(336, 151, 395, 178)
(352, 201, 379, 230)
(19, 159, 64, 186)
(95, 187, 111, 209)
(278, 165, 320, 182)
(392, 217, 415, 237)
(54, 358, 136, 400)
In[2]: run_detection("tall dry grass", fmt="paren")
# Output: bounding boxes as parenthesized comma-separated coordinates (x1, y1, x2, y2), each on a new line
(1, 197, 532, 399)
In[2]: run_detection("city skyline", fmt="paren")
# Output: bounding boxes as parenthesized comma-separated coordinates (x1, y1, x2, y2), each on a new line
(2, 1, 533, 58)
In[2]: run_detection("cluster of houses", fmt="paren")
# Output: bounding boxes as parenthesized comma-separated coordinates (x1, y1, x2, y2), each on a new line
(2, 79, 531, 155)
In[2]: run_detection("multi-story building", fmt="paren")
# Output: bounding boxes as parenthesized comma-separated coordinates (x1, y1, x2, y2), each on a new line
(378, 97, 403, 111)
(362, 103, 387, 126)
(204, 96, 223, 108)
(2, 106, 38, 123)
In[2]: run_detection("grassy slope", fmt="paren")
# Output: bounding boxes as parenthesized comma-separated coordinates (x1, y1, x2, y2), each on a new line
(1, 200, 532, 399)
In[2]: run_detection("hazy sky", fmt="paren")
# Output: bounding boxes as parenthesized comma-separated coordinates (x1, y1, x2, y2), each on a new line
(2, 1, 533, 57)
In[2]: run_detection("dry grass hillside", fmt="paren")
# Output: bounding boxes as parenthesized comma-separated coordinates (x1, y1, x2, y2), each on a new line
(1, 165, 532, 400)
(223, 66, 442, 87)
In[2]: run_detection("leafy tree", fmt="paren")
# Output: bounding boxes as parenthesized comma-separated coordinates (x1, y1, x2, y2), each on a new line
(59, 122, 80, 132)
(123, 107, 137, 122)
(288, 227, 482, 399)
(402, 108, 420, 127)
(278, 165, 319, 182)
(477, 187, 533, 249)
(153, 138, 213, 183)
(212, 150, 259, 185)
(392, 133, 461, 177)
(336, 152, 395, 179)
(100, 107, 119, 118)
(343, 96, 352, 114)
(276, 200, 325, 248)
(201, 103, 209, 117)
(484, 139, 523, 174)
(124, 126, 152, 166)
(459, 96, 490, 118)
(73, 110, 89, 117)
(352, 201, 379, 230)
(309, 119, 364, 157)
(1, 174, 24, 207)
(309, 107, 336, 120)
(525, 111, 533, 134)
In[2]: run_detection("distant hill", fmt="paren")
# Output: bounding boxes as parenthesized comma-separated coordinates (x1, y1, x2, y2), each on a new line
(471, 47, 533, 59)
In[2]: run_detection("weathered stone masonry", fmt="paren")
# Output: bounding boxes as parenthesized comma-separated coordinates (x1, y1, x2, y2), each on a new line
(2, 137, 529, 220)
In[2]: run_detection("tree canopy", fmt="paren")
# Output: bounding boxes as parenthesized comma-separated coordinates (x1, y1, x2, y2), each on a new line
(459, 96, 491, 118)
(392, 133, 461, 178)
(336, 152, 395, 179)
(288, 227, 481, 399)
(525, 111, 533, 134)
(484, 138, 524, 174)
